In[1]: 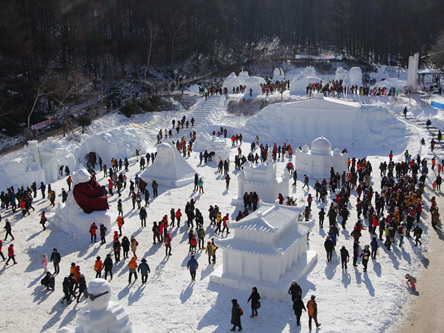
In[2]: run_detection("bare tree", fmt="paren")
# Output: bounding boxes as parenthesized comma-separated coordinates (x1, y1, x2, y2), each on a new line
(144, 22, 159, 79)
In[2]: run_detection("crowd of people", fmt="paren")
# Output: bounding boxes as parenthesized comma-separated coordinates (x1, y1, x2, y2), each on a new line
(0, 101, 441, 331)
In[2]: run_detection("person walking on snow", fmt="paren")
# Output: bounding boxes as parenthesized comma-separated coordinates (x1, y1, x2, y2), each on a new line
(247, 287, 261, 317)
(138, 258, 151, 285)
(128, 256, 138, 283)
(307, 295, 321, 330)
(293, 294, 306, 327)
(187, 255, 199, 281)
(230, 299, 243, 332)
(340, 245, 349, 269)
(5, 244, 16, 265)
(198, 177, 204, 194)
(4, 219, 14, 240)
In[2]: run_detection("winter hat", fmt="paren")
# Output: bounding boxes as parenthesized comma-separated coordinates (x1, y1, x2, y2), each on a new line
(311, 295, 316, 300)
(96, 256, 101, 260)
(141, 258, 147, 262)
(231, 299, 237, 304)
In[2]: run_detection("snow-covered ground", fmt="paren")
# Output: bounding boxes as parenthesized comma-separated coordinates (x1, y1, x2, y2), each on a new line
(0, 68, 443, 333)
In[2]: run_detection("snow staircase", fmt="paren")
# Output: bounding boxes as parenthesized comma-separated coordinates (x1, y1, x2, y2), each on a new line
(394, 113, 443, 151)
(188, 96, 226, 129)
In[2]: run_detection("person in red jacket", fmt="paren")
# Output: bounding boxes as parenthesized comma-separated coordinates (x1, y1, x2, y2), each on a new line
(108, 179, 113, 196)
(5, 244, 16, 265)
(175, 209, 182, 227)
(164, 232, 172, 256)
(222, 214, 230, 235)
(89, 222, 98, 243)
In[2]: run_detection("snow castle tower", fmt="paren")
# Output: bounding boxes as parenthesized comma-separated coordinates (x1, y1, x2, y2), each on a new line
(235, 161, 290, 203)
(295, 136, 348, 179)
(211, 202, 316, 299)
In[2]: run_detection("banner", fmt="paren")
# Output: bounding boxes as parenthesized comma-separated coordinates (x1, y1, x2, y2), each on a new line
(295, 55, 343, 60)
(31, 117, 55, 130)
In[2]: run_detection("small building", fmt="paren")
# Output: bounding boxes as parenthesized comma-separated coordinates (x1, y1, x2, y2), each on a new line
(210, 202, 316, 299)
(236, 162, 290, 203)
(295, 136, 348, 179)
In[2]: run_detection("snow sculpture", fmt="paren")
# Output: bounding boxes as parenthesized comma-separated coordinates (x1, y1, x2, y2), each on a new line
(192, 132, 231, 161)
(222, 71, 265, 95)
(58, 279, 132, 333)
(73, 169, 109, 214)
(295, 137, 348, 179)
(289, 66, 322, 94)
(236, 161, 289, 203)
(211, 202, 316, 299)
(140, 142, 195, 187)
(52, 167, 111, 238)
(349, 67, 362, 86)
(407, 53, 419, 91)
(243, 96, 407, 150)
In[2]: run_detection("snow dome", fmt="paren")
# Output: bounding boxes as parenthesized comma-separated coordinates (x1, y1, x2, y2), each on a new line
(310, 136, 332, 155)
(295, 137, 348, 179)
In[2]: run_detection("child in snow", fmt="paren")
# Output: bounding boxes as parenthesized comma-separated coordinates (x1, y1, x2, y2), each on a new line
(42, 254, 48, 273)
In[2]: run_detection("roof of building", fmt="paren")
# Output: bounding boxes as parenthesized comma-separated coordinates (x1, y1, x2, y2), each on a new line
(310, 136, 332, 155)
(217, 220, 313, 255)
(229, 203, 301, 233)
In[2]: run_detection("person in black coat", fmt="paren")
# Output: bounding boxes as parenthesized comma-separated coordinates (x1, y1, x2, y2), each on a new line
(99, 224, 107, 244)
(340, 245, 350, 269)
(50, 248, 61, 275)
(288, 280, 302, 302)
(121, 236, 130, 259)
(61, 276, 71, 304)
(230, 299, 242, 331)
(324, 237, 334, 262)
(4, 220, 14, 241)
(103, 254, 113, 281)
(293, 294, 306, 326)
(41, 272, 55, 291)
(76, 274, 87, 303)
(247, 287, 261, 317)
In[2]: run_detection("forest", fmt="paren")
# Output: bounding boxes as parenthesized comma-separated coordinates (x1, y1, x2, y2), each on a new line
(0, 0, 442, 135)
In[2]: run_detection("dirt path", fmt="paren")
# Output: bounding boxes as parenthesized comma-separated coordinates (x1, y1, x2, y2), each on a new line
(393, 195, 444, 333)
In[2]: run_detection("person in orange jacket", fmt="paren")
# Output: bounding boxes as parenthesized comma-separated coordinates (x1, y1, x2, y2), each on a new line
(128, 256, 138, 283)
(89, 222, 98, 243)
(94, 256, 103, 278)
(307, 295, 321, 330)
(116, 216, 124, 236)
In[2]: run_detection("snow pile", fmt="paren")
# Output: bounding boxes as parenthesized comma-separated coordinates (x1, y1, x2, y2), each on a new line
(52, 168, 111, 238)
(140, 142, 196, 186)
(222, 71, 265, 95)
(243, 96, 407, 154)
(192, 132, 231, 161)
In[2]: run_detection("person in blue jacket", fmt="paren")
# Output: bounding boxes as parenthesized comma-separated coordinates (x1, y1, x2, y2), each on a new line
(187, 255, 199, 281)
(137, 258, 151, 285)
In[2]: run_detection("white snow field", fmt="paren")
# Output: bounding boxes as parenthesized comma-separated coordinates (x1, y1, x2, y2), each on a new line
(0, 67, 443, 333)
